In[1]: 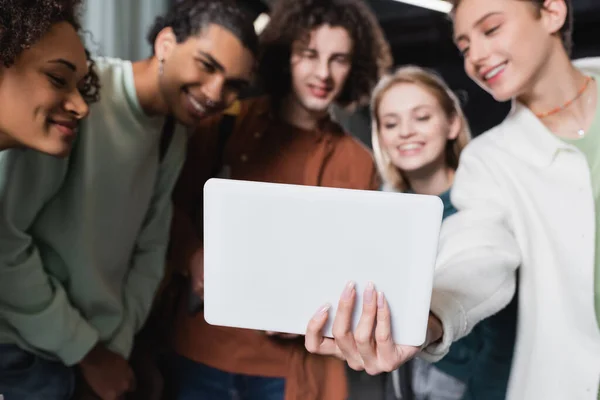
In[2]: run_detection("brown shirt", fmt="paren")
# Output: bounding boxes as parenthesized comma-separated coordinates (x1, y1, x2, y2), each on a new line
(170, 97, 379, 400)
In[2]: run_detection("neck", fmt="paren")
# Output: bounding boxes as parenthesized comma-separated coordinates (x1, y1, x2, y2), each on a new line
(405, 165, 454, 196)
(0, 131, 17, 151)
(132, 57, 169, 116)
(518, 47, 588, 121)
(279, 93, 328, 131)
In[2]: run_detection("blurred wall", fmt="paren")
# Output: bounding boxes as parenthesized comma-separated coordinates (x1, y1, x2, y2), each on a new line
(82, 0, 169, 61)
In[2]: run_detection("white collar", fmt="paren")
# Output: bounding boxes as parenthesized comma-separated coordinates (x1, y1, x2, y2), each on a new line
(498, 57, 600, 166)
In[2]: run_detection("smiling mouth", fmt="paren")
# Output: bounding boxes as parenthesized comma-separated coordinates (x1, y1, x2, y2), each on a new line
(308, 84, 331, 98)
(398, 143, 424, 152)
(482, 62, 507, 82)
(187, 93, 206, 114)
(48, 118, 78, 137)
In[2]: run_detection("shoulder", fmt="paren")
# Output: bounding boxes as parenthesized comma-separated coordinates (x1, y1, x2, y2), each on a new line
(0, 148, 69, 204)
(460, 115, 517, 165)
(90, 56, 131, 82)
(327, 122, 374, 165)
(573, 57, 600, 75)
(87, 56, 134, 114)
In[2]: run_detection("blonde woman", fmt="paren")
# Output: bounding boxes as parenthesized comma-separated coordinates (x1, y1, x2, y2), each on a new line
(374, 66, 515, 399)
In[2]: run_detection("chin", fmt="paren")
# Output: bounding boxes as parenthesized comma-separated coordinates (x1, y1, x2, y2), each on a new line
(393, 159, 427, 174)
(38, 142, 73, 158)
(300, 97, 332, 113)
(478, 78, 522, 103)
(489, 88, 515, 103)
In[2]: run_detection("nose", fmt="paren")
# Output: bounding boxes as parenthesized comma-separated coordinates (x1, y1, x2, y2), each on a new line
(203, 75, 226, 105)
(467, 37, 491, 68)
(314, 56, 331, 81)
(64, 89, 89, 120)
(397, 120, 416, 139)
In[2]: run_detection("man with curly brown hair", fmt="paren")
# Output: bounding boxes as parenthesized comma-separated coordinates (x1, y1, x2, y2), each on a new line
(168, 0, 392, 398)
(0, 1, 257, 399)
(0, 0, 99, 156)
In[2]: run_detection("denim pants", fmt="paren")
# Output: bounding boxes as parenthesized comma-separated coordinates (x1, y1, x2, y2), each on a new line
(0, 344, 74, 400)
(170, 353, 286, 400)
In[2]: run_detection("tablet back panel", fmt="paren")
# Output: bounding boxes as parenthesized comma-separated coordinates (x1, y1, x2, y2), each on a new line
(203, 178, 443, 346)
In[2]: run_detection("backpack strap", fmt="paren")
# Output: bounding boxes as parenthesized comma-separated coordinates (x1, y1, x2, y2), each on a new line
(159, 115, 176, 162)
(210, 100, 241, 176)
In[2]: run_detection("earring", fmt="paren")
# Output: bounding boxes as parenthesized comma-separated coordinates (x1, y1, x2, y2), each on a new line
(158, 58, 164, 76)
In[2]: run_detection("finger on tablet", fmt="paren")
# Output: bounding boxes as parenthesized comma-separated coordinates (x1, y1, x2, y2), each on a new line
(374, 291, 403, 372)
(332, 281, 364, 371)
(354, 282, 378, 374)
(305, 304, 336, 355)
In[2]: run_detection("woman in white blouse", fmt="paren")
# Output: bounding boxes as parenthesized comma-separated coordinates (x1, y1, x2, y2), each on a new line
(304, 0, 600, 399)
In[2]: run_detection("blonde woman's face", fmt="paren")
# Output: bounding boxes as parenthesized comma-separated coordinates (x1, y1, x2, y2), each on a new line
(377, 82, 459, 174)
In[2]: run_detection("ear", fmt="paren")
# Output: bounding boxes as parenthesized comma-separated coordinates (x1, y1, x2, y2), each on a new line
(447, 114, 461, 141)
(541, 0, 568, 36)
(154, 27, 177, 62)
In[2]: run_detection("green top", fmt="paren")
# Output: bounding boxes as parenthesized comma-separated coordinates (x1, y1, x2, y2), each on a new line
(0, 57, 186, 365)
(561, 77, 600, 340)
(562, 76, 599, 400)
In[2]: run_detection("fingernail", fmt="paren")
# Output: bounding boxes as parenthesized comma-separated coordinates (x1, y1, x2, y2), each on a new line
(314, 304, 330, 319)
(377, 291, 385, 309)
(364, 282, 374, 304)
(342, 281, 355, 300)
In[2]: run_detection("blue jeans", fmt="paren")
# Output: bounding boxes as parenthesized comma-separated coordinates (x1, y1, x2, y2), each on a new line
(0, 344, 74, 400)
(170, 353, 285, 400)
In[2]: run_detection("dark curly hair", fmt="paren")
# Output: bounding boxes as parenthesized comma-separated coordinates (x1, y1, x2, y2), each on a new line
(258, 0, 392, 110)
(449, 0, 574, 55)
(0, 0, 100, 103)
(147, 0, 259, 58)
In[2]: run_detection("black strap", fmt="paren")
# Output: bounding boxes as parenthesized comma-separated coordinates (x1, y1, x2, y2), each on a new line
(188, 112, 237, 317)
(159, 116, 176, 162)
(399, 362, 415, 399)
(210, 114, 237, 176)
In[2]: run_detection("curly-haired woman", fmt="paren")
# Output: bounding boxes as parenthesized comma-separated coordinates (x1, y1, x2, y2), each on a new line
(0, 0, 258, 399)
(0, 0, 99, 156)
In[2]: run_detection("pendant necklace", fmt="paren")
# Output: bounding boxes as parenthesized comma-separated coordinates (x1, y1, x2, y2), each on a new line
(534, 75, 594, 137)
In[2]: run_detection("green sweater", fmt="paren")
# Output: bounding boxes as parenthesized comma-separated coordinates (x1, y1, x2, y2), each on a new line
(0, 57, 186, 366)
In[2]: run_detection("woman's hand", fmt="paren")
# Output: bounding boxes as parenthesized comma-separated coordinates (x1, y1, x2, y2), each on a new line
(304, 281, 443, 375)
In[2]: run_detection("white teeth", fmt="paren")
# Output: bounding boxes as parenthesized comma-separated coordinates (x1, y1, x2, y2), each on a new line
(399, 143, 422, 151)
(188, 94, 205, 113)
(485, 64, 506, 80)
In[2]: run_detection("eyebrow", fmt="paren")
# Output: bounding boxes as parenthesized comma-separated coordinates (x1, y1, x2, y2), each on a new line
(454, 11, 501, 43)
(381, 105, 433, 118)
(331, 51, 351, 59)
(48, 58, 77, 71)
(297, 46, 351, 58)
(196, 51, 251, 86)
(197, 51, 224, 72)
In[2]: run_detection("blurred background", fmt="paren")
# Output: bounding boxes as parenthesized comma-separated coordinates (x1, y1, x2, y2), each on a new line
(79, 0, 600, 398)
(81, 0, 600, 145)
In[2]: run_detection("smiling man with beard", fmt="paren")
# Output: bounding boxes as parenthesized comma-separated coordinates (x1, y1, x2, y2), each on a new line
(167, 0, 392, 399)
(0, 1, 257, 399)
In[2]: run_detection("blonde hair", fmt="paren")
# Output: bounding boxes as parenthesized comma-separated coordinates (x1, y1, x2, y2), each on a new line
(371, 65, 471, 192)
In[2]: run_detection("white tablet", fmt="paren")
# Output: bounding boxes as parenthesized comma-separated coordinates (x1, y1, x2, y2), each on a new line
(203, 178, 443, 346)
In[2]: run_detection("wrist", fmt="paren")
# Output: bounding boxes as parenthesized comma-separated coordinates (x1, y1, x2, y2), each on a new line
(424, 312, 443, 349)
(79, 343, 102, 368)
